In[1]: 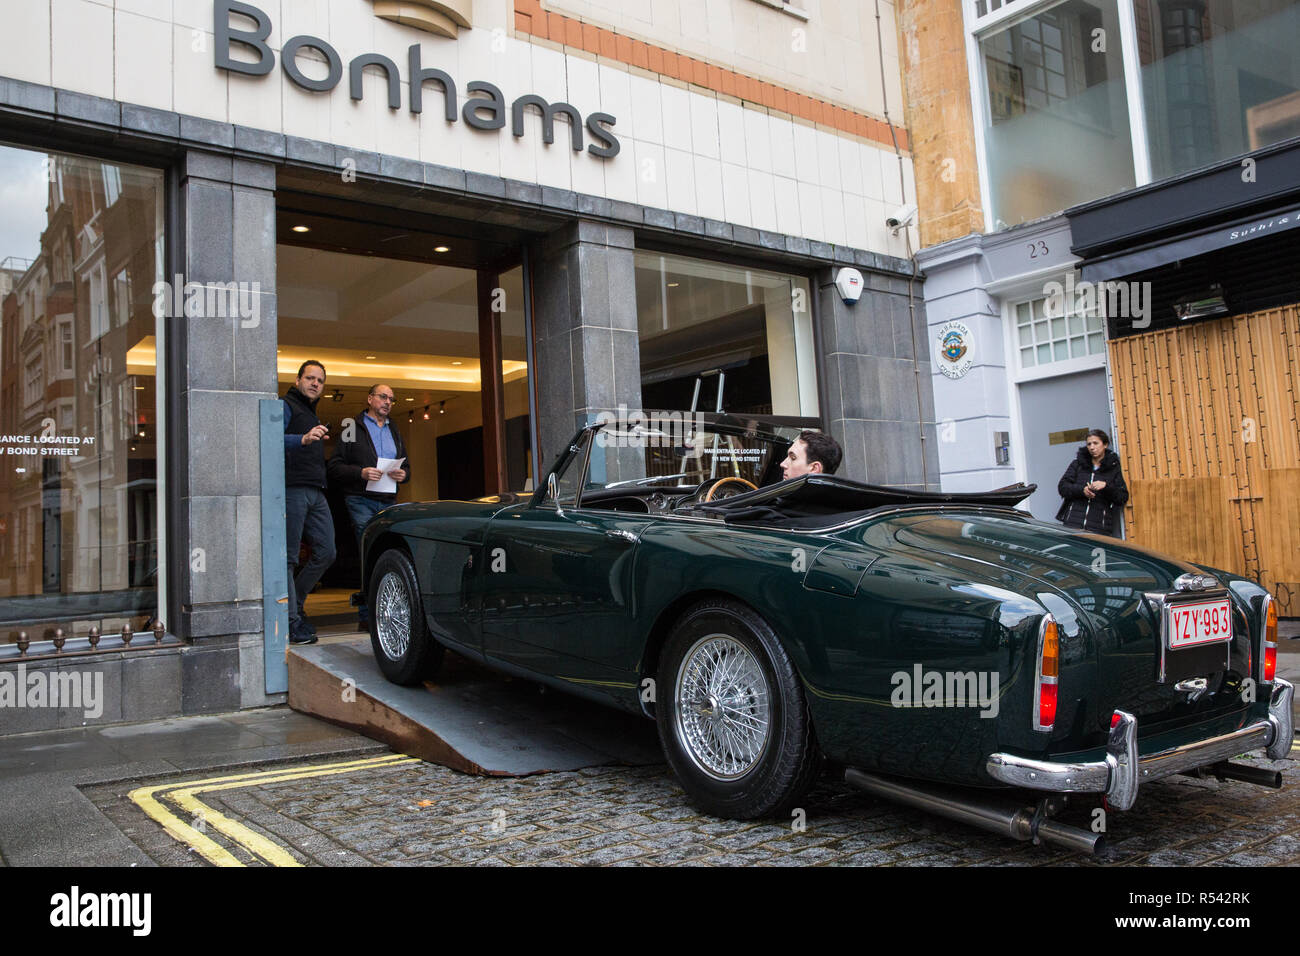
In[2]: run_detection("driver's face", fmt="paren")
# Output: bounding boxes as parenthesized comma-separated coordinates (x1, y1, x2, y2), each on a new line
(781, 439, 822, 480)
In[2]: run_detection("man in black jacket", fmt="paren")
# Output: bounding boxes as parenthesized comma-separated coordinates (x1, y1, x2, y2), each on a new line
(328, 384, 409, 627)
(283, 361, 336, 644)
(1056, 429, 1129, 536)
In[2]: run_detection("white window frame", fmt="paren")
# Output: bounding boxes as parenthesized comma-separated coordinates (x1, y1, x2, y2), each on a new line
(964, 0, 1152, 233)
(1008, 291, 1108, 384)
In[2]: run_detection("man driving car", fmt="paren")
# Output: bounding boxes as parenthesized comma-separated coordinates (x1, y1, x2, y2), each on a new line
(779, 430, 843, 480)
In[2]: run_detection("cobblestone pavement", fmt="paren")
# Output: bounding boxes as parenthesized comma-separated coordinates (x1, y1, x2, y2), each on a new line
(82, 745, 1300, 866)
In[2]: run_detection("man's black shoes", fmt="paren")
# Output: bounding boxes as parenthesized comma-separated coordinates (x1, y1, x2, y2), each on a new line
(289, 619, 318, 645)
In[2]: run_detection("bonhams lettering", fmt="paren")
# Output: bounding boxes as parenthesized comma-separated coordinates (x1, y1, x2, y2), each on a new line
(215, 0, 620, 158)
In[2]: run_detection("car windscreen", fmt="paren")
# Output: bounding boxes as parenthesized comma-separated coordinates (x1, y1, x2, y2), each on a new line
(583, 425, 798, 492)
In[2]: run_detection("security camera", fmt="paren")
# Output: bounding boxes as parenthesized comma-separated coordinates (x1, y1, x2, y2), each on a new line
(886, 203, 917, 230)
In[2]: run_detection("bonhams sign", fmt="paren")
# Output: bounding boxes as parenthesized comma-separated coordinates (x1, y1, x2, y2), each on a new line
(215, 0, 621, 158)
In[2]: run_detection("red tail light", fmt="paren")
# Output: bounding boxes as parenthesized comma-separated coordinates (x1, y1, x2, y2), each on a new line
(1033, 615, 1059, 731)
(1263, 595, 1278, 683)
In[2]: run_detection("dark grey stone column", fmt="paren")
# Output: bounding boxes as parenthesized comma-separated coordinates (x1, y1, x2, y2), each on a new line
(172, 150, 280, 711)
(531, 220, 642, 476)
(817, 268, 940, 490)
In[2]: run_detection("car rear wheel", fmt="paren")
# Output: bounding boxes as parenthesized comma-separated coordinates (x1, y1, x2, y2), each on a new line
(656, 598, 820, 819)
(369, 549, 444, 685)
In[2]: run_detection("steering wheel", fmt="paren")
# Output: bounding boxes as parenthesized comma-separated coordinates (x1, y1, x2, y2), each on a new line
(703, 476, 758, 501)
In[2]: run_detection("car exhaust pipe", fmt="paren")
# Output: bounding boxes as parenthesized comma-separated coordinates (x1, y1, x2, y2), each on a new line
(844, 768, 1104, 855)
(1183, 761, 1284, 789)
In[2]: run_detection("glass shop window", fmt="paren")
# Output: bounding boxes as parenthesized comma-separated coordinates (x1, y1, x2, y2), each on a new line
(0, 144, 165, 645)
(634, 250, 817, 420)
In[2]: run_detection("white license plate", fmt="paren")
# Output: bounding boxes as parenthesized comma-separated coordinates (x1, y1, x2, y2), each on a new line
(1167, 598, 1233, 649)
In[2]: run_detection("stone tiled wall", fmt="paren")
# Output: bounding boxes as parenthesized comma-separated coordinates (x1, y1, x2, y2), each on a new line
(816, 267, 939, 489)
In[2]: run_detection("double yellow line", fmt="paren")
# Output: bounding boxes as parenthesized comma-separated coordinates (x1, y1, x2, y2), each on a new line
(129, 753, 419, 867)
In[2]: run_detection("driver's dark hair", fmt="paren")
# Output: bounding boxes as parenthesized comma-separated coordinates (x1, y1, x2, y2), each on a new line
(799, 430, 842, 475)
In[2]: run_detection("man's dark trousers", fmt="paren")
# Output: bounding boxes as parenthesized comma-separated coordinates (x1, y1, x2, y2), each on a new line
(344, 494, 386, 625)
(286, 486, 336, 628)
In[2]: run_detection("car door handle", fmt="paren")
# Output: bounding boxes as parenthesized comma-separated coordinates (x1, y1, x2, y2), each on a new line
(605, 529, 639, 544)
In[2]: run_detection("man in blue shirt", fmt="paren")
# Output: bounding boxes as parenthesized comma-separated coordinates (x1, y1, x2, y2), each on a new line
(282, 360, 336, 645)
(328, 384, 410, 628)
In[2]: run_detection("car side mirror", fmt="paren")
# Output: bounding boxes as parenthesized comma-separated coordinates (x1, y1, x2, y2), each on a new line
(547, 472, 564, 517)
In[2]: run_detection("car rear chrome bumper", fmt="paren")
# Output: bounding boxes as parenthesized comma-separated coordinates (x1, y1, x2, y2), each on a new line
(986, 678, 1294, 811)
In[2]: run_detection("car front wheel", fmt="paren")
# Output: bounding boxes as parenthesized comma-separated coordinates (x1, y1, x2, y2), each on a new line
(369, 549, 444, 685)
(656, 598, 820, 819)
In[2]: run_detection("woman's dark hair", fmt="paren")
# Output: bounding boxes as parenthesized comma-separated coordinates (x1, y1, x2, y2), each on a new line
(1087, 428, 1110, 446)
(799, 430, 842, 475)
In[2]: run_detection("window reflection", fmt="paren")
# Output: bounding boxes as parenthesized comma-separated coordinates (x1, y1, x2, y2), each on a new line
(0, 145, 163, 641)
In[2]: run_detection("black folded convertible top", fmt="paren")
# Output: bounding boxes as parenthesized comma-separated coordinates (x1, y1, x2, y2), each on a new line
(696, 475, 1036, 528)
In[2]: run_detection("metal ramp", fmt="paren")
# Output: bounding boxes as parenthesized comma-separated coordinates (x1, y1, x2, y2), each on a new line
(287, 636, 661, 775)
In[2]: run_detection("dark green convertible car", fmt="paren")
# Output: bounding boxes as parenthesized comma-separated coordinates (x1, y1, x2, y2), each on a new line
(359, 419, 1292, 852)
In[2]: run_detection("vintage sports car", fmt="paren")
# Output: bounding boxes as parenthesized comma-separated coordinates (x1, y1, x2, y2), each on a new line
(360, 418, 1293, 852)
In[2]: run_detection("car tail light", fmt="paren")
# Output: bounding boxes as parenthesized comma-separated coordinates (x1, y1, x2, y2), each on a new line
(1033, 615, 1059, 732)
(1262, 594, 1278, 684)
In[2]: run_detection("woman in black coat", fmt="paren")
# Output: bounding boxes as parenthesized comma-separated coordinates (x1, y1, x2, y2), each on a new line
(1056, 429, 1129, 536)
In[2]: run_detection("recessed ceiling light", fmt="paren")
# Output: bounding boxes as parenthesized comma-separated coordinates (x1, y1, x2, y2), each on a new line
(364, 355, 377, 360)
(434, 245, 450, 253)
(667, 282, 680, 287)
(292, 225, 310, 233)
(451, 360, 463, 366)
(404, 397, 414, 402)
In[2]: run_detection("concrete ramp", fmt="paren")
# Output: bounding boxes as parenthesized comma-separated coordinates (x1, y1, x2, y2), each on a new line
(287, 636, 661, 775)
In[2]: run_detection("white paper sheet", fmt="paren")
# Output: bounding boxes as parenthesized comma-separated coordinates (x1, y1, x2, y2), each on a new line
(366, 457, 406, 494)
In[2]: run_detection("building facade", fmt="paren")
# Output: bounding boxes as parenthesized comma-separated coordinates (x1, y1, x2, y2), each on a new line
(0, 0, 939, 730)
(902, 0, 1300, 612)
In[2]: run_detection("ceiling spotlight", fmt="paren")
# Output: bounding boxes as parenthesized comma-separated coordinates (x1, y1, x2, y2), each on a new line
(439, 401, 446, 415)
(451, 360, 463, 366)
(331, 389, 344, 402)
(667, 282, 680, 287)
(404, 397, 414, 402)
(434, 245, 450, 253)
(422, 406, 431, 421)
(364, 354, 377, 360)
(292, 225, 310, 233)
(138, 430, 146, 437)
(408, 411, 414, 423)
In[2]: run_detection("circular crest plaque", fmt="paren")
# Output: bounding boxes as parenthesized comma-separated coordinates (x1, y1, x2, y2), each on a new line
(936, 320, 974, 379)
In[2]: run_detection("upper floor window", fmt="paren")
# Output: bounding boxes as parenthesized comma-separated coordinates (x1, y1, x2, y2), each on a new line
(972, 0, 1300, 229)
(1015, 291, 1104, 371)
(978, 0, 1135, 228)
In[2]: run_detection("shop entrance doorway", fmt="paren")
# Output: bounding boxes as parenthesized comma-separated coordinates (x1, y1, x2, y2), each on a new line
(275, 192, 535, 628)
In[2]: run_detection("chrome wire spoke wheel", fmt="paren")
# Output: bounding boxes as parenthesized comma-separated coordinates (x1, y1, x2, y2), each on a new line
(374, 571, 411, 661)
(674, 634, 772, 780)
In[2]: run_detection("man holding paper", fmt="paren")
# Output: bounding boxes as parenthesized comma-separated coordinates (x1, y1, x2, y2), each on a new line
(328, 384, 410, 628)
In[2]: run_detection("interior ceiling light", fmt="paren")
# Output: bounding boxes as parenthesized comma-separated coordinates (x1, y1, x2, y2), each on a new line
(439, 401, 446, 415)
(404, 397, 414, 402)
(364, 354, 377, 360)
(292, 225, 310, 233)
(331, 388, 344, 402)
(422, 406, 431, 420)
(434, 245, 450, 253)
(451, 360, 463, 366)
(667, 282, 680, 287)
